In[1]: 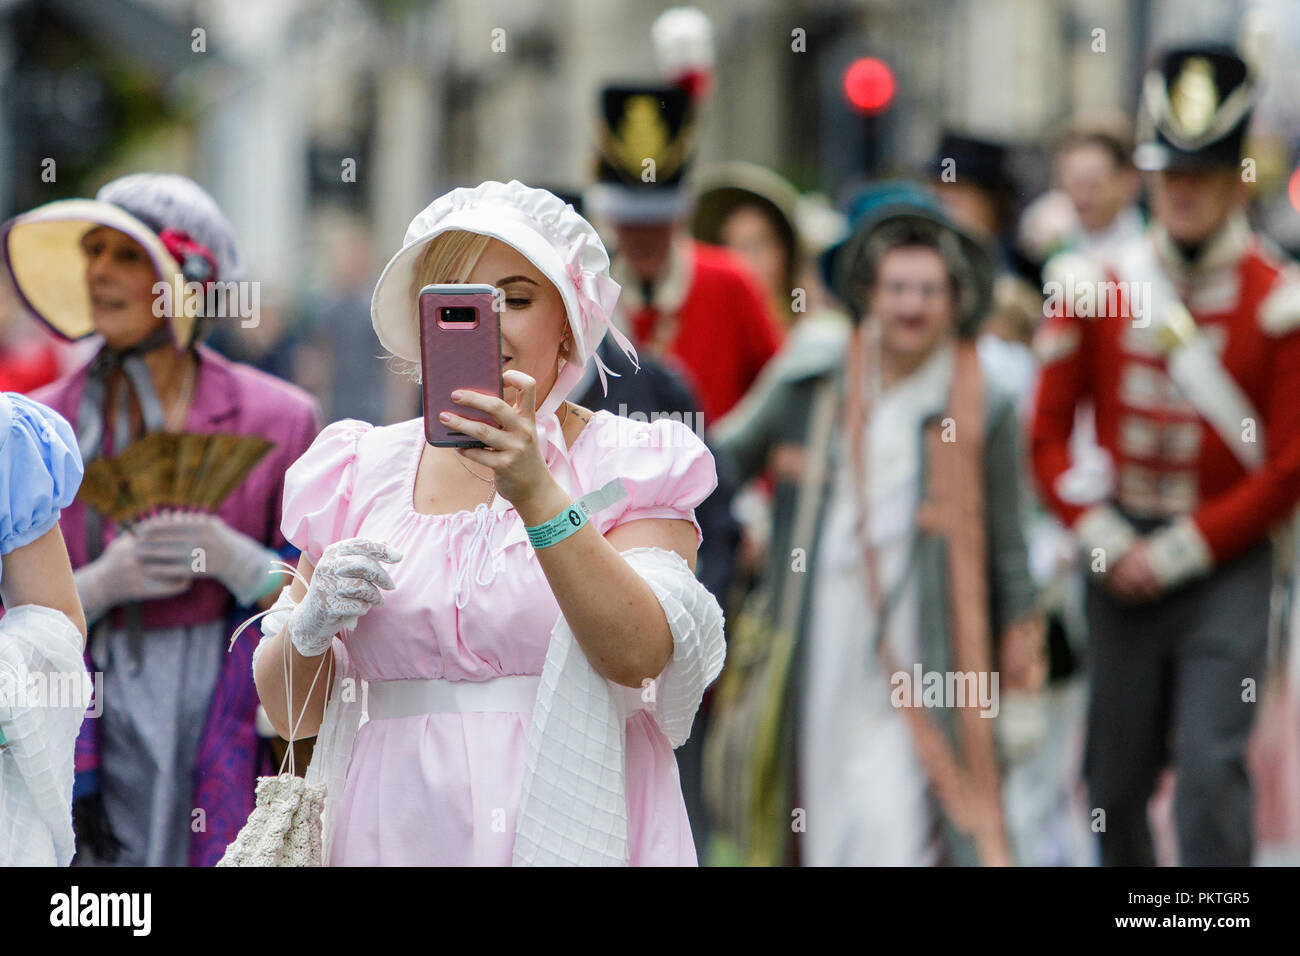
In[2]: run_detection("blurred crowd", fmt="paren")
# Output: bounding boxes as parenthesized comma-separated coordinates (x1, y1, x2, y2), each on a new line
(4, 4, 1300, 867)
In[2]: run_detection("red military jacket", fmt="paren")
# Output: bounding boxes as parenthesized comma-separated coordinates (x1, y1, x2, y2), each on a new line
(614, 236, 784, 425)
(1030, 211, 1300, 588)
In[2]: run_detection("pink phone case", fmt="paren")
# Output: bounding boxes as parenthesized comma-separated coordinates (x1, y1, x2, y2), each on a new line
(418, 284, 502, 447)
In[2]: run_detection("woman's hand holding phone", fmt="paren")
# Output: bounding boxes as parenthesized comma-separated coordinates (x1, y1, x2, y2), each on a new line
(439, 370, 568, 522)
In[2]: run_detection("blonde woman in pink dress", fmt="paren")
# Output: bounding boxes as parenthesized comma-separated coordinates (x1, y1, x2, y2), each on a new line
(250, 181, 726, 866)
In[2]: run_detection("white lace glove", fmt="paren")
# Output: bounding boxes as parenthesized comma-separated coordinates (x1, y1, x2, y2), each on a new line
(74, 530, 194, 625)
(287, 538, 402, 657)
(133, 511, 279, 606)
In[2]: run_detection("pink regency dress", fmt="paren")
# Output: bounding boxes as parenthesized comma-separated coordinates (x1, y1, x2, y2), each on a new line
(279, 410, 717, 865)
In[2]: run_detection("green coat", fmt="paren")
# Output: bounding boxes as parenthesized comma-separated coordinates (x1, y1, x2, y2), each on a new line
(711, 316, 1037, 865)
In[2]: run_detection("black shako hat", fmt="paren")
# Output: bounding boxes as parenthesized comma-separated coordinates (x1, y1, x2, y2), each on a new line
(586, 84, 698, 225)
(931, 132, 1012, 196)
(1133, 44, 1256, 171)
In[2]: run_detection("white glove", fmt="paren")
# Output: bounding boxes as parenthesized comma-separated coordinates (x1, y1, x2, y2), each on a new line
(132, 511, 280, 606)
(75, 530, 194, 625)
(287, 538, 402, 657)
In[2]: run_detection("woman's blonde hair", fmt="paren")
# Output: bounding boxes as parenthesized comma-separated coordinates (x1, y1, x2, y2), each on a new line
(386, 229, 493, 381)
(386, 228, 575, 381)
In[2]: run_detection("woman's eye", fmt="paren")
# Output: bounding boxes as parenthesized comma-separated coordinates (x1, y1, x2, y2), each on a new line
(117, 248, 145, 263)
(506, 298, 531, 309)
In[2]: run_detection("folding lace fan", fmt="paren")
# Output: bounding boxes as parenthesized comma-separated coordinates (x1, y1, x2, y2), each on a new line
(78, 431, 274, 527)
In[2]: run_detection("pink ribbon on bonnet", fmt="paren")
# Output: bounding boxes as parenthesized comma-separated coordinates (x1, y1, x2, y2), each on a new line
(564, 233, 639, 395)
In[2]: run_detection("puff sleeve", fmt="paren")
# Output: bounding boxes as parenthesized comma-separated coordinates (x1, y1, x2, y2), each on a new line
(0, 393, 83, 560)
(581, 414, 718, 546)
(279, 419, 372, 566)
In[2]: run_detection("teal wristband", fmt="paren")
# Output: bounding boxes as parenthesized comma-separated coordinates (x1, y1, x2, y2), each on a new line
(526, 503, 588, 549)
(525, 477, 628, 550)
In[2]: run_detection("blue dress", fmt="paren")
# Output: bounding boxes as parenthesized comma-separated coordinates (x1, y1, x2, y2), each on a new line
(0, 390, 81, 773)
(0, 391, 82, 574)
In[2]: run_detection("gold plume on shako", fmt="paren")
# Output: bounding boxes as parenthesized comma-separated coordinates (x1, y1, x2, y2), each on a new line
(618, 96, 670, 170)
(598, 93, 694, 184)
(1169, 56, 1219, 139)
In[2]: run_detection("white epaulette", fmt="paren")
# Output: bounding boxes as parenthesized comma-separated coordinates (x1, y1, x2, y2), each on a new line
(1259, 266, 1300, 336)
(1042, 249, 1111, 319)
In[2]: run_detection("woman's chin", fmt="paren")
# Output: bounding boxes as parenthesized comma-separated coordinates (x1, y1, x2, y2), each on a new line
(93, 313, 167, 350)
(882, 322, 949, 359)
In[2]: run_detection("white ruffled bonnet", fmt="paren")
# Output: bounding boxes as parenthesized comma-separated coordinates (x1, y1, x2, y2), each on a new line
(371, 179, 637, 421)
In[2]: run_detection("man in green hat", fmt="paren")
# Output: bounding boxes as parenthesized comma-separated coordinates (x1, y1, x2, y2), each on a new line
(707, 184, 1043, 866)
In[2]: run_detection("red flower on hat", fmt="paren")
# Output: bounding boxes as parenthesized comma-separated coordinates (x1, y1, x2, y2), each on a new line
(158, 228, 219, 286)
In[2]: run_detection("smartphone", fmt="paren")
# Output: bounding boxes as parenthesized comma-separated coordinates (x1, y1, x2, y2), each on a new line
(418, 283, 502, 447)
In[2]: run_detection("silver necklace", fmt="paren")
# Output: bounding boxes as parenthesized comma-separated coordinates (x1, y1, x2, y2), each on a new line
(456, 454, 496, 506)
(453, 403, 570, 505)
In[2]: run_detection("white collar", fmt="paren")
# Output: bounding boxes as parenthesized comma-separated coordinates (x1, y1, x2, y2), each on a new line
(1153, 209, 1253, 280)
(1076, 205, 1145, 253)
(609, 234, 696, 315)
(871, 335, 956, 415)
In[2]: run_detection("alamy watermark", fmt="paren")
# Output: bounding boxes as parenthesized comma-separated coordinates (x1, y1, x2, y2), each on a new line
(49, 886, 150, 936)
(596, 403, 707, 448)
(0, 662, 102, 719)
(1042, 275, 1151, 327)
(152, 277, 261, 328)
(890, 664, 999, 718)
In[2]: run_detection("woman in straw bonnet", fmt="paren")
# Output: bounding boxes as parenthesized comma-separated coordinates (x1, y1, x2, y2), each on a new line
(3, 173, 321, 865)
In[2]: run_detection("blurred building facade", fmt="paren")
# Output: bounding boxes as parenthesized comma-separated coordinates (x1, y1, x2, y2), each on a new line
(1, 0, 1297, 302)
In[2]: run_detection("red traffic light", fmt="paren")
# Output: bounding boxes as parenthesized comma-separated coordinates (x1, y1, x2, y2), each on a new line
(843, 57, 896, 115)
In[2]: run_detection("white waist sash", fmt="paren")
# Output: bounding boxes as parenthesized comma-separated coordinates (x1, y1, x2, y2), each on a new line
(367, 675, 541, 719)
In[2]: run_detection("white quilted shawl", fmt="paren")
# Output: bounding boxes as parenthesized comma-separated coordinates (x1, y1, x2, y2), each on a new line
(512, 546, 726, 866)
(0, 605, 91, 866)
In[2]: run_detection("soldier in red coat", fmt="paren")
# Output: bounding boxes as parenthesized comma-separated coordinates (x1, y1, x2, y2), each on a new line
(584, 79, 782, 859)
(585, 84, 783, 426)
(1030, 45, 1300, 865)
